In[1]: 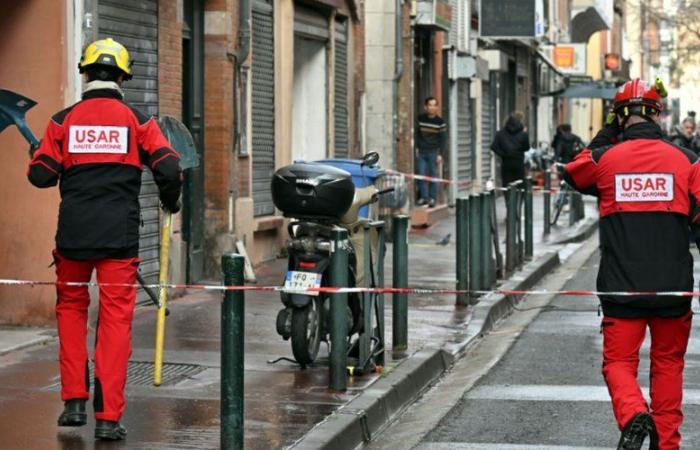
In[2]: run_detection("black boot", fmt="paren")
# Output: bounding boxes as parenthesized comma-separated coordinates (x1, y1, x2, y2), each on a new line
(95, 420, 127, 441)
(617, 412, 658, 450)
(57, 399, 87, 427)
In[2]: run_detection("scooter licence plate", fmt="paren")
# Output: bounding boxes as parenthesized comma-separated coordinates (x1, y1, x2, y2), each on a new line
(284, 271, 322, 296)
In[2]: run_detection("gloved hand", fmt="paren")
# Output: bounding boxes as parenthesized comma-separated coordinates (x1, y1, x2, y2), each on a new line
(161, 198, 182, 214)
(588, 111, 621, 149)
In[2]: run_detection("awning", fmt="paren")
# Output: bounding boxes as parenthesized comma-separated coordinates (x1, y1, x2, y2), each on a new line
(559, 82, 617, 99)
(571, 6, 610, 43)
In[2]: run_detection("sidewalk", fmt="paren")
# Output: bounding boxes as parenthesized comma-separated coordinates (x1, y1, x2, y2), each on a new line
(0, 194, 599, 450)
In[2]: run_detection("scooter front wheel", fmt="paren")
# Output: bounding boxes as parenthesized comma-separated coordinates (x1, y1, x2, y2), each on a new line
(290, 298, 321, 368)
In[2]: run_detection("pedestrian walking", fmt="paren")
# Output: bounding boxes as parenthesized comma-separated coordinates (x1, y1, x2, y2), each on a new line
(27, 38, 182, 440)
(565, 78, 697, 450)
(490, 111, 530, 186)
(415, 96, 447, 208)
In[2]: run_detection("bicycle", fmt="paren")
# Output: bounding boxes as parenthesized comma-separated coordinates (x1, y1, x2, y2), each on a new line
(549, 162, 572, 226)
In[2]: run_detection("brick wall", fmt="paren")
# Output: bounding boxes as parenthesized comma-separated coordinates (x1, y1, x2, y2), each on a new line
(203, 0, 237, 276)
(159, 0, 182, 119)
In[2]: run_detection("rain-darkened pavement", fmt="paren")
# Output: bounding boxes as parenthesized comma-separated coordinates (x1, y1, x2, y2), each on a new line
(370, 247, 700, 450)
(0, 194, 597, 450)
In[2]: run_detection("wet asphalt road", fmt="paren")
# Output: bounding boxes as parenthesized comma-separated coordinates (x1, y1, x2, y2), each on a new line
(401, 250, 700, 449)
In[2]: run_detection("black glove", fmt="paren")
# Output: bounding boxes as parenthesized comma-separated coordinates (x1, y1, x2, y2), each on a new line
(161, 198, 182, 214)
(589, 114, 621, 150)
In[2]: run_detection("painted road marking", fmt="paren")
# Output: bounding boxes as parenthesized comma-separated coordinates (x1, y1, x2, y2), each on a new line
(415, 444, 609, 450)
(466, 384, 700, 405)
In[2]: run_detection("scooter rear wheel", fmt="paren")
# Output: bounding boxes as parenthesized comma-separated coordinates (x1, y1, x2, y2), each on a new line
(291, 298, 321, 368)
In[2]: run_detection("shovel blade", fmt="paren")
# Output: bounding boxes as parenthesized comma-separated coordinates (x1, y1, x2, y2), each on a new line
(157, 115, 200, 170)
(0, 89, 39, 145)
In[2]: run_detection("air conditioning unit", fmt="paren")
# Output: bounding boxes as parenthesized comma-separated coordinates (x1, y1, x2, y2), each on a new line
(414, 0, 452, 32)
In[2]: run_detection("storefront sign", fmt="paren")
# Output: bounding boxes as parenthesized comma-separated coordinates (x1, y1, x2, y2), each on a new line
(550, 44, 587, 75)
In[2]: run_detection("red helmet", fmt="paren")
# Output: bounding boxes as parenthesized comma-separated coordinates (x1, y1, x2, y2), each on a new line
(612, 78, 663, 118)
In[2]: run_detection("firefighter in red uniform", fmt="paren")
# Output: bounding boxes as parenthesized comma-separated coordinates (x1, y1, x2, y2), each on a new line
(565, 79, 698, 450)
(27, 38, 182, 440)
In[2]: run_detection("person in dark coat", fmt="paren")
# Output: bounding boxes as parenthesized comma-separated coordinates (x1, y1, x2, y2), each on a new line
(553, 123, 584, 164)
(670, 117, 695, 150)
(490, 111, 530, 186)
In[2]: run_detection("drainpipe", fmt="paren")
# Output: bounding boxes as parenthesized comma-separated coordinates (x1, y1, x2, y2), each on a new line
(392, 0, 404, 168)
(234, 0, 251, 157)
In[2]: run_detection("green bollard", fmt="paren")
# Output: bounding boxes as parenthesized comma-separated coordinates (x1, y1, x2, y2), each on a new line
(480, 192, 492, 289)
(456, 197, 469, 306)
(469, 193, 482, 302)
(329, 228, 349, 391)
(543, 170, 551, 235)
(221, 253, 245, 450)
(525, 177, 534, 259)
(392, 216, 409, 357)
(568, 190, 576, 226)
(505, 185, 517, 274)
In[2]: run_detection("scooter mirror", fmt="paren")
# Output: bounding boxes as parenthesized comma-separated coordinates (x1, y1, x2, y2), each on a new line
(361, 151, 379, 167)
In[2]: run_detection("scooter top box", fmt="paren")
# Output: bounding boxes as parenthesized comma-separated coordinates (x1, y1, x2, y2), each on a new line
(271, 162, 356, 220)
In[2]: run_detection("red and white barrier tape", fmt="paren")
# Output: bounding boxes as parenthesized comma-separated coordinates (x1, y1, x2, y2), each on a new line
(0, 278, 697, 298)
(385, 169, 472, 187)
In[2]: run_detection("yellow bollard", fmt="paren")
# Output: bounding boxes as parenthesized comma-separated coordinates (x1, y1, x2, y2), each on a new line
(153, 212, 172, 386)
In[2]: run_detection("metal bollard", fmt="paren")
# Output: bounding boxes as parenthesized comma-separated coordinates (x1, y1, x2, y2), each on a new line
(490, 191, 504, 279)
(456, 197, 469, 306)
(392, 216, 409, 357)
(543, 170, 551, 235)
(480, 192, 492, 289)
(329, 228, 349, 391)
(505, 185, 517, 274)
(525, 177, 534, 259)
(568, 190, 576, 226)
(468, 193, 482, 303)
(221, 253, 245, 450)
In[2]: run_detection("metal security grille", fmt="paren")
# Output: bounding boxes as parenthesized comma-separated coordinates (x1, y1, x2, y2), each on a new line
(481, 78, 494, 182)
(456, 79, 472, 195)
(98, 0, 160, 300)
(252, 0, 276, 217)
(334, 19, 349, 158)
(44, 361, 205, 390)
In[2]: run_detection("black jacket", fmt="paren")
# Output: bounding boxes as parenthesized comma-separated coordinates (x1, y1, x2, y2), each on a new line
(28, 88, 182, 260)
(670, 131, 693, 150)
(565, 122, 700, 318)
(554, 131, 584, 164)
(490, 117, 530, 167)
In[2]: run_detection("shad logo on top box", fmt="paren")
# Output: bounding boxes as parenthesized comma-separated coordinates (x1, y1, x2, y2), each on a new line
(68, 125, 128, 154)
(614, 173, 674, 202)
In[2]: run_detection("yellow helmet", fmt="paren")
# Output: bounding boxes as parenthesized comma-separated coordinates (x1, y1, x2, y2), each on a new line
(78, 38, 133, 79)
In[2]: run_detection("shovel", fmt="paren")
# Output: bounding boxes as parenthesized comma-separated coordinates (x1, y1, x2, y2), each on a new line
(153, 115, 200, 386)
(0, 89, 40, 147)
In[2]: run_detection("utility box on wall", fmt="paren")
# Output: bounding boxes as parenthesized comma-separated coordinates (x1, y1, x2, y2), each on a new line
(415, 0, 452, 32)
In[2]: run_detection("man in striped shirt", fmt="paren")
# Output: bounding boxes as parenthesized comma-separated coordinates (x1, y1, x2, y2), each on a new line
(415, 97, 447, 207)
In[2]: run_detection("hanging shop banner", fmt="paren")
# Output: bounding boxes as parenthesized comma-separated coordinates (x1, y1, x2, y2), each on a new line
(480, 0, 536, 38)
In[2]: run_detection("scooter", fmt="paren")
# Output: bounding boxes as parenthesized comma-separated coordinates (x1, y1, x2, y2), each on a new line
(270, 152, 392, 368)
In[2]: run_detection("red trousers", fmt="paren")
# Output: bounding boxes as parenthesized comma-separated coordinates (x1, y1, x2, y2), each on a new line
(602, 311, 692, 450)
(54, 251, 139, 422)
